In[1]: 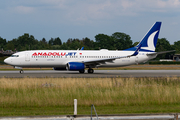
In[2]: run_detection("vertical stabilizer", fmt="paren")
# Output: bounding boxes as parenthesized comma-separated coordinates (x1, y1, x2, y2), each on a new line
(125, 22, 161, 52)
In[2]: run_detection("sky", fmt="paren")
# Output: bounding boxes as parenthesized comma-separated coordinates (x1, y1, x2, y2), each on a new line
(0, 0, 180, 44)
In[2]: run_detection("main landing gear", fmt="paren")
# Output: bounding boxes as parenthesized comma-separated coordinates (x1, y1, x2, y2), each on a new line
(20, 69, 24, 74)
(78, 69, 94, 73)
(88, 68, 94, 74)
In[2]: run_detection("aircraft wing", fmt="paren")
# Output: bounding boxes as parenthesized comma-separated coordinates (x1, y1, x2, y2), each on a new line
(146, 50, 175, 56)
(82, 56, 128, 64)
(82, 44, 142, 64)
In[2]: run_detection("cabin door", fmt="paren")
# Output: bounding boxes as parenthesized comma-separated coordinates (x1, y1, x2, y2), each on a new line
(25, 52, 30, 61)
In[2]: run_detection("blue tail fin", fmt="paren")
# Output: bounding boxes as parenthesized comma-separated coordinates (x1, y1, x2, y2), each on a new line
(125, 22, 161, 52)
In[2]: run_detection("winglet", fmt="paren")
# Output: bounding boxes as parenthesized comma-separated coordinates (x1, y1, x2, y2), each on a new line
(131, 44, 142, 56)
(81, 47, 84, 50)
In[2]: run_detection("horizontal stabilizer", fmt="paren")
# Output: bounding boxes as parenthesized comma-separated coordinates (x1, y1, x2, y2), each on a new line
(147, 50, 175, 56)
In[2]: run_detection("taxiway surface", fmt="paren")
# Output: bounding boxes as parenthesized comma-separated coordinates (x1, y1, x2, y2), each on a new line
(0, 70, 180, 78)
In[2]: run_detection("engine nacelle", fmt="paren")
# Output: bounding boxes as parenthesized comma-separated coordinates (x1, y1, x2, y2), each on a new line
(67, 62, 85, 71)
(53, 67, 67, 71)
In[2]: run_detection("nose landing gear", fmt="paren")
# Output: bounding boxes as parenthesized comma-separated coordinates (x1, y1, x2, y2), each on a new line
(20, 69, 24, 74)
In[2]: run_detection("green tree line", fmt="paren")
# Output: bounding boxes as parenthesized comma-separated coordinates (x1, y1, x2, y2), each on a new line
(0, 32, 178, 59)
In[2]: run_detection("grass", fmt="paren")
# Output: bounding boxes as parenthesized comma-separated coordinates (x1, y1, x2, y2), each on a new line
(0, 77, 180, 116)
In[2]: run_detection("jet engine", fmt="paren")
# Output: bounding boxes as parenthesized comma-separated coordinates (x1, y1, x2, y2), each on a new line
(66, 62, 85, 71)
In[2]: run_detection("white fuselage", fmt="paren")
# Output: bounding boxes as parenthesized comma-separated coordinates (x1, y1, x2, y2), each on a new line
(4, 50, 156, 68)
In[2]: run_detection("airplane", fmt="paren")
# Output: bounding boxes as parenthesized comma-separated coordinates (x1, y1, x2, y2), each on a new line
(4, 22, 175, 74)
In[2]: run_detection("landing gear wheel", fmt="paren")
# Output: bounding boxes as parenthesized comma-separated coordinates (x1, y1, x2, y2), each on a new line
(88, 69, 94, 74)
(79, 69, 85, 73)
(20, 70, 24, 74)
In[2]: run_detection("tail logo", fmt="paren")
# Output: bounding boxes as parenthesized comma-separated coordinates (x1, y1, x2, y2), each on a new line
(141, 30, 158, 52)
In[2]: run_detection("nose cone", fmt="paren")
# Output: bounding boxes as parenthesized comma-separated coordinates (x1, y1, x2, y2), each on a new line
(4, 57, 11, 65)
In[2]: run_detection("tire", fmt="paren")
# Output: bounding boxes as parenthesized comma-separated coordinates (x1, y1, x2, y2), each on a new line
(88, 69, 94, 73)
(20, 70, 24, 74)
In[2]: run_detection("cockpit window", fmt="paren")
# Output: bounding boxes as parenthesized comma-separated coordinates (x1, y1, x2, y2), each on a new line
(11, 55, 19, 57)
